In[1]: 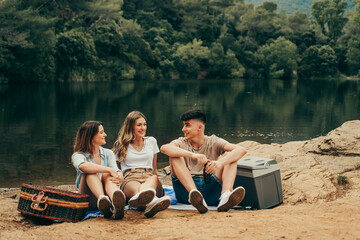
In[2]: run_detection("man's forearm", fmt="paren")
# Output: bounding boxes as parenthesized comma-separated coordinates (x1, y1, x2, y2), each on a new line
(160, 144, 194, 158)
(218, 146, 247, 166)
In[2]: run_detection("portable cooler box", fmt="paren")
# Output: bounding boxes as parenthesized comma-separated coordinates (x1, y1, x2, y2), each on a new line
(234, 156, 283, 209)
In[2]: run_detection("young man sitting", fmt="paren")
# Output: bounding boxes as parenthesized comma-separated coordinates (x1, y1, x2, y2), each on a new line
(160, 110, 247, 213)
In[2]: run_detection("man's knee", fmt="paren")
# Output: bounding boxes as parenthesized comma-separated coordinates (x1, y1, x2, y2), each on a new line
(169, 157, 184, 175)
(169, 157, 183, 165)
(229, 161, 238, 169)
(216, 161, 237, 179)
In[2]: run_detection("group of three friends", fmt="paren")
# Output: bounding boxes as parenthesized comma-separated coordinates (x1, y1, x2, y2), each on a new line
(72, 110, 247, 219)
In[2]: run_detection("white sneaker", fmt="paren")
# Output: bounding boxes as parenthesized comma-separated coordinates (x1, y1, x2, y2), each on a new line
(128, 188, 156, 209)
(97, 195, 112, 218)
(188, 189, 208, 214)
(144, 196, 171, 218)
(112, 189, 126, 220)
(217, 186, 245, 212)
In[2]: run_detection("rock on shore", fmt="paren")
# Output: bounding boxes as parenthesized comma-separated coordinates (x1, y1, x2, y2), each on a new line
(240, 120, 360, 204)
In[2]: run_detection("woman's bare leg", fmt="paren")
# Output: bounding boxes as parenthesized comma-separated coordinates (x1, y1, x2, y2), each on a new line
(102, 173, 121, 202)
(78, 173, 104, 210)
(123, 181, 141, 200)
(124, 176, 159, 209)
(139, 175, 158, 191)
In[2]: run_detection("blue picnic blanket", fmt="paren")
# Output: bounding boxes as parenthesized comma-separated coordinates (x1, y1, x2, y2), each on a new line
(82, 186, 177, 220)
(164, 186, 178, 205)
(82, 186, 248, 220)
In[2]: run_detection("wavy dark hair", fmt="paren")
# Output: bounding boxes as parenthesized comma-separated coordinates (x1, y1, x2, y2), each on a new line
(73, 121, 103, 154)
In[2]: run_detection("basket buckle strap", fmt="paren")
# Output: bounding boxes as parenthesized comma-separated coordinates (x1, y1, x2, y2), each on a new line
(31, 191, 48, 211)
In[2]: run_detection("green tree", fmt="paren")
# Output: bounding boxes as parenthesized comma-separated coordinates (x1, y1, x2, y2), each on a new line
(120, 19, 157, 80)
(255, 37, 298, 79)
(0, 1, 57, 82)
(207, 42, 245, 78)
(298, 45, 338, 77)
(173, 0, 224, 45)
(340, 1, 360, 75)
(90, 15, 156, 80)
(311, 0, 348, 42)
(172, 39, 210, 78)
(122, 0, 181, 31)
(145, 28, 177, 79)
(89, 19, 130, 80)
(56, 30, 97, 81)
(260, 1, 278, 12)
(235, 2, 286, 49)
(286, 12, 317, 53)
(346, 39, 360, 76)
(0, 40, 13, 83)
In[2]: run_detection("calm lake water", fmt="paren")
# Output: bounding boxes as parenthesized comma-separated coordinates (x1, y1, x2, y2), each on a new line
(1, 78, 359, 187)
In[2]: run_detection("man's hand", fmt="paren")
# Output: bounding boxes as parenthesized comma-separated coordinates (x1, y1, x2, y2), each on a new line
(191, 153, 208, 164)
(205, 160, 222, 174)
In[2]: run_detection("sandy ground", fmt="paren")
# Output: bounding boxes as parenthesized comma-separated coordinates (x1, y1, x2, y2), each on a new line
(0, 190, 359, 240)
(1, 120, 360, 239)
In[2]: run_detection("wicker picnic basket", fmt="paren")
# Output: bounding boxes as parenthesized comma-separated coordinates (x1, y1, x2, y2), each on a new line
(18, 184, 89, 222)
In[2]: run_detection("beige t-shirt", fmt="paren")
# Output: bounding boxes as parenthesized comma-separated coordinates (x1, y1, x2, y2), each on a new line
(171, 134, 228, 176)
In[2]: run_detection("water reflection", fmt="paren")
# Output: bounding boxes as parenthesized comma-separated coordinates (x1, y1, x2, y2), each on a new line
(0, 78, 359, 187)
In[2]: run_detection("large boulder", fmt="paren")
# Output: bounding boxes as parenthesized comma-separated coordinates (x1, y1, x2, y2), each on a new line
(239, 120, 360, 204)
(303, 120, 360, 156)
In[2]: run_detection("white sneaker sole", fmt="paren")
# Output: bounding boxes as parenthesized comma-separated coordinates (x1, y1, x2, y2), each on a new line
(144, 197, 171, 218)
(217, 187, 245, 212)
(189, 190, 208, 214)
(128, 188, 156, 208)
(98, 196, 112, 218)
(113, 190, 126, 219)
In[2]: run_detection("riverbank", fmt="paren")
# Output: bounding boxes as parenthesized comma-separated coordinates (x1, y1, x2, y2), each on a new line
(1, 120, 360, 239)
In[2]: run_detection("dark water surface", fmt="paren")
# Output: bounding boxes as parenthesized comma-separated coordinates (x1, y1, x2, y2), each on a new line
(1, 78, 359, 187)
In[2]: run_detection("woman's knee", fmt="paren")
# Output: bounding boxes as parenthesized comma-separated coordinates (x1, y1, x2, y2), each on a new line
(101, 172, 112, 182)
(84, 173, 99, 181)
(142, 174, 158, 186)
(148, 175, 158, 182)
(123, 181, 140, 197)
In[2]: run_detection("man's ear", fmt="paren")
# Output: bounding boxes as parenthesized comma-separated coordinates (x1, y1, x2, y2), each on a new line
(198, 122, 203, 131)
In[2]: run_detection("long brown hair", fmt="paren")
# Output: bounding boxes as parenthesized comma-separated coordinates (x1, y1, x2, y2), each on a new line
(73, 121, 103, 154)
(113, 111, 146, 162)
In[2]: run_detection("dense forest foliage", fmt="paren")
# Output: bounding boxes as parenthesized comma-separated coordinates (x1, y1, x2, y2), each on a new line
(246, 0, 355, 15)
(1, 0, 360, 82)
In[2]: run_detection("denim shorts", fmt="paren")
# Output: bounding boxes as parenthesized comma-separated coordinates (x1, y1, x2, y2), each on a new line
(171, 173, 222, 206)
